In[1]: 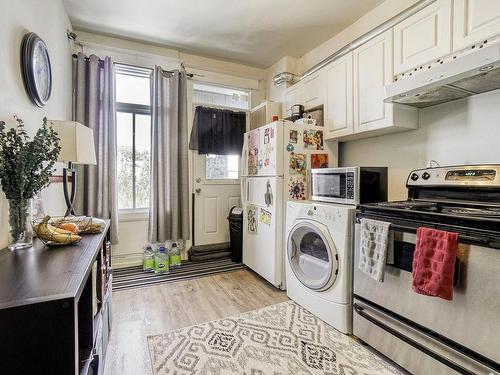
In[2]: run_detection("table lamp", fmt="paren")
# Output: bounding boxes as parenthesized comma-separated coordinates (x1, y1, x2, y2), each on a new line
(50, 121, 97, 216)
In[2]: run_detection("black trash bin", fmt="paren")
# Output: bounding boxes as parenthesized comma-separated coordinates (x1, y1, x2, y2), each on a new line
(227, 206, 243, 263)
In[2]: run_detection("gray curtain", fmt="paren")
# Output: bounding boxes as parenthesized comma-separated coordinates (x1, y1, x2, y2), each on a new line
(73, 53, 119, 244)
(148, 67, 190, 242)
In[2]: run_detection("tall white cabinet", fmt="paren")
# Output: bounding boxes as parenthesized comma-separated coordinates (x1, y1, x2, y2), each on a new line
(353, 30, 394, 133)
(324, 53, 353, 139)
(453, 0, 500, 51)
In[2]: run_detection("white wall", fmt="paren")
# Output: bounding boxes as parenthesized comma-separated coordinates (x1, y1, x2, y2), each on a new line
(340, 90, 500, 199)
(0, 0, 73, 248)
(265, 56, 298, 103)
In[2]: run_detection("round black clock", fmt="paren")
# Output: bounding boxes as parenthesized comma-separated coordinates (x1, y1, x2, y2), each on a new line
(21, 32, 52, 107)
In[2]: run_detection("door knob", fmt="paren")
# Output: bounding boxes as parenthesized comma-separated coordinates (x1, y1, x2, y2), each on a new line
(196, 178, 201, 183)
(195, 188, 201, 194)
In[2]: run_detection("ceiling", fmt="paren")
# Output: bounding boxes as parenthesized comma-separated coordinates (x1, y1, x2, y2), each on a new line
(63, 0, 385, 68)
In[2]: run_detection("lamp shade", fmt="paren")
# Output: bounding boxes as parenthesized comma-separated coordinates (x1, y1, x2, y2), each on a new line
(49, 120, 97, 165)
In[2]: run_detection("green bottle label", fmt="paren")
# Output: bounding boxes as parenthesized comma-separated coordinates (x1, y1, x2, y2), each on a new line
(170, 255, 181, 266)
(156, 260, 169, 272)
(143, 258, 155, 271)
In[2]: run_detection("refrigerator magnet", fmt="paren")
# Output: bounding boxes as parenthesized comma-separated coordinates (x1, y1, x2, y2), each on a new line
(288, 175, 307, 200)
(303, 129, 324, 150)
(286, 143, 294, 152)
(259, 208, 272, 226)
(247, 205, 258, 233)
(289, 152, 307, 175)
(289, 129, 298, 144)
(311, 153, 329, 168)
(264, 128, 270, 144)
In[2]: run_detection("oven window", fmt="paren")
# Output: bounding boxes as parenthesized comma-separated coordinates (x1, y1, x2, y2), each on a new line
(312, 173, 346, 198)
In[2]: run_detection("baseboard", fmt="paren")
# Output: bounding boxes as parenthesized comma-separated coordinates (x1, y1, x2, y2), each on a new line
(112, 252, 142, 269)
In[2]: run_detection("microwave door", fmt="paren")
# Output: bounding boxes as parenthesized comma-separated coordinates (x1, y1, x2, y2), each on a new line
(311, 172, 347, 203)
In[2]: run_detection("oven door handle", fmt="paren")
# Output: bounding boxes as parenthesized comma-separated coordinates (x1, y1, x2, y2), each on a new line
(355, 216, 500, 248)
(354, 303, 498, 374)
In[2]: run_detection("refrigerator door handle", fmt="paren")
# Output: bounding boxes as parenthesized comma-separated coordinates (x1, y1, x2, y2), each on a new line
(246, 179, 250, 202)
(265, 180, 273, 207)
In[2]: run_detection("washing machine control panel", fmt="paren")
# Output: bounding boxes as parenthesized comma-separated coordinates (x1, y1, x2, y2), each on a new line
(302, 205, 341, 222)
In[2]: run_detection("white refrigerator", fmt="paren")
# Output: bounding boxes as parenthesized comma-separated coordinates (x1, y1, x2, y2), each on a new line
(240, 120, 335, 289)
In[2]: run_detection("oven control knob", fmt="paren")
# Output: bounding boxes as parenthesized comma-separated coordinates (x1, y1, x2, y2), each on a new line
(410, 173, 419, 181)
(422, 172, 431, 180)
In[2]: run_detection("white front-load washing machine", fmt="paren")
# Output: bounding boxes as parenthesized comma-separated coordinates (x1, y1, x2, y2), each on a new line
(286, 200, 354, 334)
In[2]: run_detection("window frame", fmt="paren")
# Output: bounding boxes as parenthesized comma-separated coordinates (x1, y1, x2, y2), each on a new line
(191, 81, 251, 185)
(115, 63, 153, 212)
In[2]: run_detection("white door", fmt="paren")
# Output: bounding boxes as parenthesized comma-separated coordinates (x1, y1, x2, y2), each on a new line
(393, 0, 452, 75)
(324, 52, 354, 139)
(193, 153, 241, 246)
(353, 29, 394, 133)
(453, 0, 500, 51)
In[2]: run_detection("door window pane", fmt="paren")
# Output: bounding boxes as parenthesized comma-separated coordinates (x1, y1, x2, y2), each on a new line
(206, 154, 239, 179)
(117, 112, 134, 209)
(135, 114, 151, 208)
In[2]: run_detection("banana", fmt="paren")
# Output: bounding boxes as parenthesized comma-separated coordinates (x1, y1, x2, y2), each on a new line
(34, 216, 82, 244)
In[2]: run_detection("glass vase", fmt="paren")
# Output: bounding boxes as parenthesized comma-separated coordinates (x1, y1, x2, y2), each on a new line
(8, 198, 33, 251)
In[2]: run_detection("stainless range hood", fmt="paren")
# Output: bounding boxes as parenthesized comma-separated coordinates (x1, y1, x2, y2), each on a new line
(385, 43, 500, 108)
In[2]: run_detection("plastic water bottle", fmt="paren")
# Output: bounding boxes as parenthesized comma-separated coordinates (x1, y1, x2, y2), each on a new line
(170, 242, 181, 267)
(142, 244, 155, 272)
(155, 246, 170, 274)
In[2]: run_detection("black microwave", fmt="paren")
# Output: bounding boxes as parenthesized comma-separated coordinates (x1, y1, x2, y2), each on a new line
(311, 167, 388, 205)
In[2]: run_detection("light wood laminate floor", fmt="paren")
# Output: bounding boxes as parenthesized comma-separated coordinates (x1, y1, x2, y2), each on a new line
(104, 269, 288, 375)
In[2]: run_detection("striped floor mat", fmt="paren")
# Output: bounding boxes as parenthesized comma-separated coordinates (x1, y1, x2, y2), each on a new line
(112, 257, 247, 291)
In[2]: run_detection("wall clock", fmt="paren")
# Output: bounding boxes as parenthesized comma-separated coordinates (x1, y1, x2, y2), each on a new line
(21, 32, 52, 107)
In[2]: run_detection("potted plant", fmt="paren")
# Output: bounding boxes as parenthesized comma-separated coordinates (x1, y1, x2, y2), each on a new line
(0, 117, 60, 250)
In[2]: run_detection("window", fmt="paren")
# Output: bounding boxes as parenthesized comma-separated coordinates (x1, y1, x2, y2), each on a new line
(115, 64, 152, 210)
(193, 83, 249, 180)
(206, 154, 239, 179)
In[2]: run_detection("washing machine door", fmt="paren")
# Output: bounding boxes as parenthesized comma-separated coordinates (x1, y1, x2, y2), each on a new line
(287, 220, 339, 291)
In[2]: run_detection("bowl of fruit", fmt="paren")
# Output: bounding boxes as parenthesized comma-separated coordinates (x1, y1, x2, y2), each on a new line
(33, 216, 82, 246)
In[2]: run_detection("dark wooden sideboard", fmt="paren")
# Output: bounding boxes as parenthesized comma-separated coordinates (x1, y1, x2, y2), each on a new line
(0, 220, 112, 375)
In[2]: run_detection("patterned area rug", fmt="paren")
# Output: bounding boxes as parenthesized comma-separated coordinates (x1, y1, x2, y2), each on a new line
(147, 301, 402, 374)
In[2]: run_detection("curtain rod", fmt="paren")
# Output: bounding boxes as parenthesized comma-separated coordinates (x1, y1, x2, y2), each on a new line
(71, 54, 194, 78)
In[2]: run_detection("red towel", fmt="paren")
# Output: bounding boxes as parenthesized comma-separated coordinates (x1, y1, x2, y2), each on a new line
(412, 227, 459, 301)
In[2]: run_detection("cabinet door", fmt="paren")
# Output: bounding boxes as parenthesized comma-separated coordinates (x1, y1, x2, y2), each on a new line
(393, 0, 452, 75)
(282, 85, 301, 118)
(301, 72, 324, 109)
(454, 0, 500, 51)
(324, 53, 353, 139)
(353, 29, 393, 133)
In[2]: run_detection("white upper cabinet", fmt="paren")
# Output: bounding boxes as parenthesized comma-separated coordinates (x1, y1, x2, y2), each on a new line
(324, 53, 354, 139)
(353, 29, 393, 132)
(301, 72, 324, 109)
(453, 0, 500, 51)
(393, 0, 452, 75)
(282, 83, 302, 118)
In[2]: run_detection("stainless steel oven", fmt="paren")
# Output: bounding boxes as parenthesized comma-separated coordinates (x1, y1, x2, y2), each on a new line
(311, 167, 387, 205)
(353, 165, 500, 375)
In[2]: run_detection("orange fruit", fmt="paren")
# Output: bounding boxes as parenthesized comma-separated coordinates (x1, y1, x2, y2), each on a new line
(58, 222, 80, 234)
